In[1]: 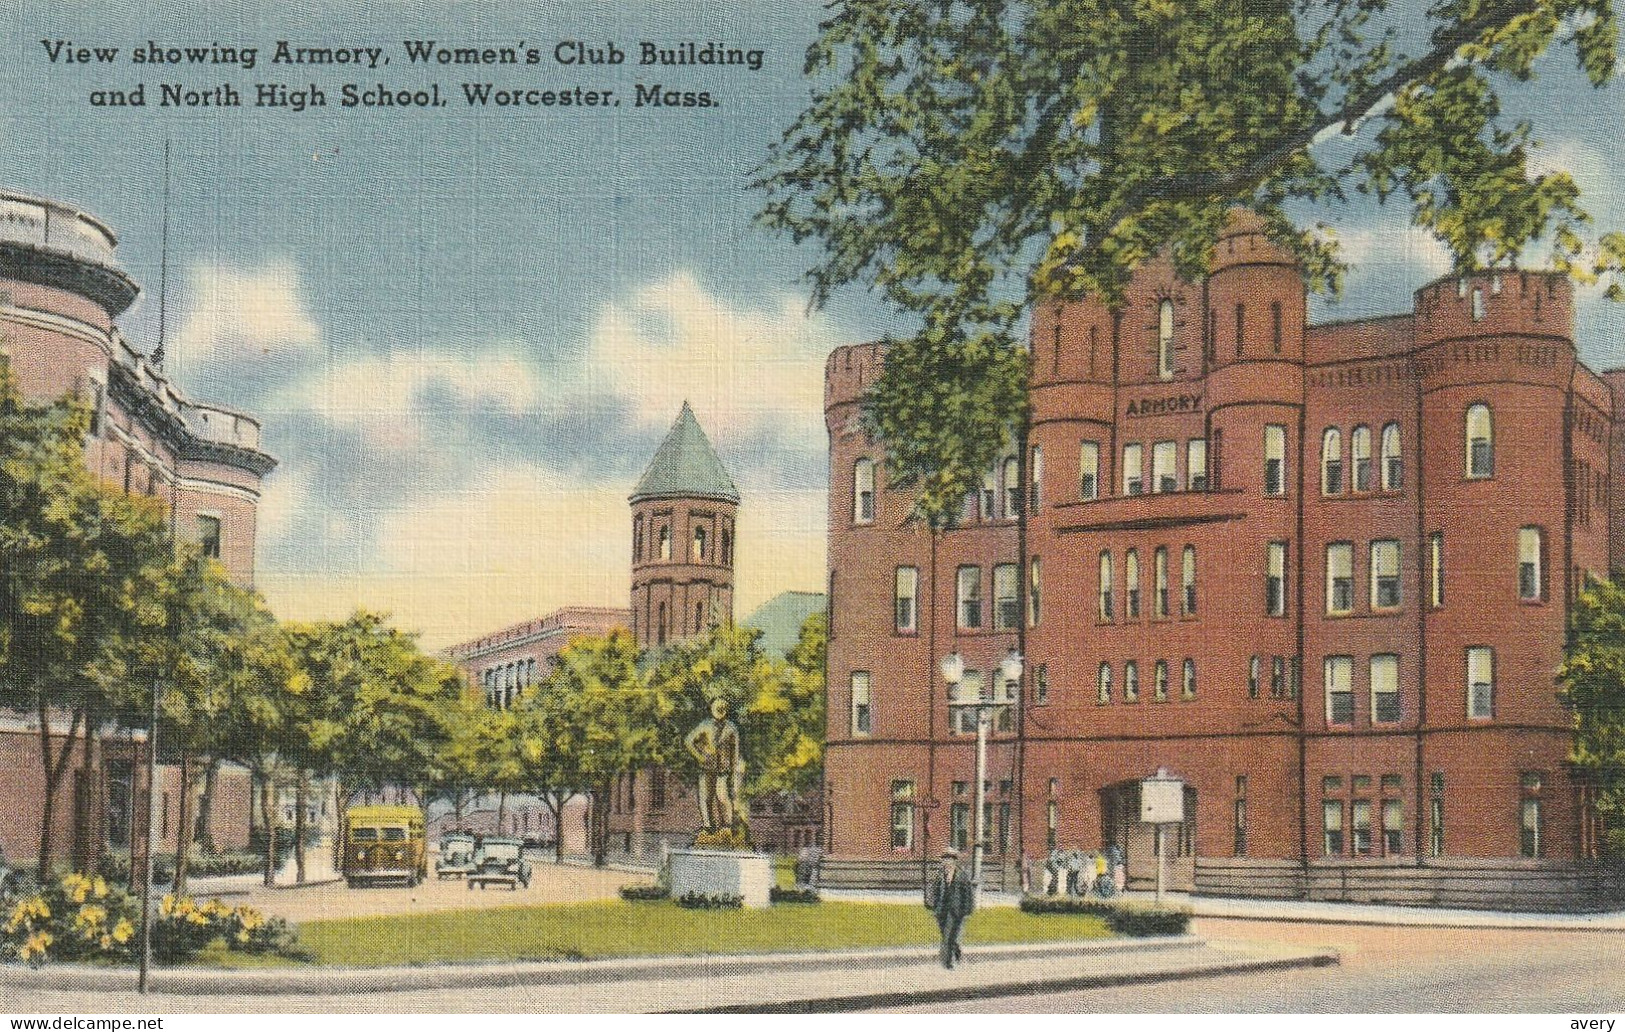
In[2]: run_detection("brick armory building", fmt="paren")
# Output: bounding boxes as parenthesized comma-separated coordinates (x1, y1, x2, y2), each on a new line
(823, 211, 1623, 909)
(1, 189, 274, 867)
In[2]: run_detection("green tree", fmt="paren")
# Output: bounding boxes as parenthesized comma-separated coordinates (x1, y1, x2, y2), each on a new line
(758, 0, 1624, 518)
(1558, 577, 1625, 856)
(0, 363, 173, 877)
(532, 631, 660, 866)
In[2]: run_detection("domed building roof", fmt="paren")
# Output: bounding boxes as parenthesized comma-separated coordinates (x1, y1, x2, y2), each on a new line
(630, 402, 740, 504)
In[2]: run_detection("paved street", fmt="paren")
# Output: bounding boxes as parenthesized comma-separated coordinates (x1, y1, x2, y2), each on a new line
(882, 918, 1625, 1013)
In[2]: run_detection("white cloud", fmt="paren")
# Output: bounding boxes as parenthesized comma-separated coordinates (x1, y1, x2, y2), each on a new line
(585, 271, 838, 442)
(172, 262, 322, 367)
(1332, 224, 1453, 281)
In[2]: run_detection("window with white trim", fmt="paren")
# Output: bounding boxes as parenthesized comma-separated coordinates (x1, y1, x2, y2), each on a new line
(1466, 404, 1493, 478)
(1154, 659, 1169, 702)
(1266, 542, 1287, 616)
(1264, 425, 1286, 495)
(1029, 445, 1043, 511)
(1520, 772, 1542, 858)
(1029, 556, 1042, 627)
(1323, 799, 1343, 855)
(1381, 423, 1403, 490)
(659, 525, 671, 561)
(1158, 298, 1175, 379)
(1153, 440, 1178, 493)
(1099, 551, 1114, 621)
(957, 566, 982, 630)
(1154, 546, 1169, 617)
(692, 525, 707, 562)
(1079, 441, 1100, 500)
(1430, 532, 1444, 608)
(1325, 655, 1354, 725)
(1351, 425, 1371, 492)
(1125, 548, 1141, 619)
(1321, 428, 1343, 495)
(1097, 662, 1112, 705)
(894, 566, 918, 633)
(1518, 526, 1543, 601)
(1371, 540, 1401, 610)
(854, 458, 876, 524)
(1003, 457, 1021, 518)
(1248, 655, 1260, 698)
(1371, 654, 1400, 724)
(1467, 647, 1494, 719)
(1187, 438, 1207, 491)
(1182, 545, 1197, 616)
(1182, 658, 1196, 699)
(1326, 543, 1354, 616)
(1123, 443, 1144, 496)
(993, 563, 1020, 631)
(890, 780, 915, 850)
(850, 672, 872, 735)
(1124, 660, 1139, 702)
(1351, 798, 1373, 856)
(196, 515, 222, 560)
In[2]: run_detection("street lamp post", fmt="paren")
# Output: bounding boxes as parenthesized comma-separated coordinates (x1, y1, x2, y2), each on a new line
(940, 648, 1022, 898)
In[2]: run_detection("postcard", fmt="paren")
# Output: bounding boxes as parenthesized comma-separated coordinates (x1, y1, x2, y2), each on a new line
(2, 0, 1624, 1020)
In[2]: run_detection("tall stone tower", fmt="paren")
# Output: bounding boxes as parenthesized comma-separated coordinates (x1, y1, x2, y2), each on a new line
(629, 402, 740, 649)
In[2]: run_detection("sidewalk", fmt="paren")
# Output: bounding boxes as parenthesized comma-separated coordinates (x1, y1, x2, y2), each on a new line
(2, 935, 1337, 1013)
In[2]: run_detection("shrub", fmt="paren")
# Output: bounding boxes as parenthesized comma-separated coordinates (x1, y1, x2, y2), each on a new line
(674, 891, 743, 909)
(769, 886, 821, 905)
(619, 883, 669, 901)
(103, 849, 266, 886)
(1018, 895, 1190, 936)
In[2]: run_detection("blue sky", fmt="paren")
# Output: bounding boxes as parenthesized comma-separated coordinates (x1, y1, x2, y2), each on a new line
(4, 1, 1624, 649)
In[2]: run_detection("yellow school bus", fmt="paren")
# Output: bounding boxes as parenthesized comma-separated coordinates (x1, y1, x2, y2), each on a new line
(342, 805, 427, 887)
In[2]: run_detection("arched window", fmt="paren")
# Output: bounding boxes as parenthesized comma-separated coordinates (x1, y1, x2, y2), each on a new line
(1158, 299, 1175, 379)
(693, 525, 707, 562)
(1003, 457, 1020, 518)
(1097, 663, 1112, 705)
(1154, 546, 1169, 617)
(1098, 551, 1114, 621)
(721, 526, 732, 566)
(1154, 660, 1169, 702)
(633, 517, 644, 562)
(1029, 445, 1043, 510)
(1466, 405, 1493, 478)
(695, 600, 706, 633)
(657, 602, 669, 645)
(854, 458, 876, 523)
(1182, 545, 1197, 615)
(1350, 426, 1371, 492)
(1124, 549, 1140, 619)
(1079, 441, 1100, 500)
(1183, 658, 1197, 699)
(1124, 661, 1140, 702)
(659, 525, 671, 561)
(1321, 428, 1344, 495)
(1381, 423, 1403, 490)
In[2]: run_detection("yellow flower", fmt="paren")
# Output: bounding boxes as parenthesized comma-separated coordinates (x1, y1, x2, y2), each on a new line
(74, 904, 108, 933)
(92, 877, 108, 898)
(159, 894, 177, 916)
(111, 918, 134, 944)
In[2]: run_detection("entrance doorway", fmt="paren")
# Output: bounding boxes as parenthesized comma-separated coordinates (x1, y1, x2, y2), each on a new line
(1100, 780, 1197, 892)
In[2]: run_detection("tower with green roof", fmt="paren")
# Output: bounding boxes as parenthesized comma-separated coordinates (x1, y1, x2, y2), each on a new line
(629, 402, 740, 649)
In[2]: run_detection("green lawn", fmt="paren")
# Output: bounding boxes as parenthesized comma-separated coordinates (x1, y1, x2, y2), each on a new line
(297, 900, 1112, 967)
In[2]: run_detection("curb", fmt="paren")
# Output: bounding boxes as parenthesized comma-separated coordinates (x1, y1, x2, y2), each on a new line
(682, 947, 1341, 1013)
(1, 936, 1199, 997)
(1192, 909, 1625, 933)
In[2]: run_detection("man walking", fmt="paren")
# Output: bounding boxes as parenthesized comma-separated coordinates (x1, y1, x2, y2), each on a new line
(926, 848, 975, 969)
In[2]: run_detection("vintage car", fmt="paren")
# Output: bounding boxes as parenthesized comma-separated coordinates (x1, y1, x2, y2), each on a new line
(466, 836, 533, 890)
(342, 804, 427, 888)
(435, 832, 477, 879)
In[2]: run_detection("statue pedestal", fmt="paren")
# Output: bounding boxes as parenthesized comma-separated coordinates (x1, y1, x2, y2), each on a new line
(668, 849, 773, 908)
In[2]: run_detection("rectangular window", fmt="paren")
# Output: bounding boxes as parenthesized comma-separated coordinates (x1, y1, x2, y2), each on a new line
(1152, 440, 1178, 493)
(1099, 552, 1114, 621)
(1518, 526, 1543, 601)
(850, 672, 872, 736)
(1325, 656, 1354, 726)
(1430, 774, 1445, 858)
(196, 515, 222, 560)
(1187, 439, 1207, 491)
(1182, 546, 1197, 616)
(957, 670, 986, 734)
(1271, 656, 1286, 700)
(1468, 647, 1494, 719)
(1182, 658, 1196, 699)
(1234, 776, 1248, 856)
(1266, 542, 1287, 616)
(891, 780, 915, 851)
(1029, 556, 1042, 628)
(1430, 532, 1444, 608)
(1383, 798, 1405, 856)
(1154, 546, 1169, 617)
(949, 800, 970, 851)
(1046, 800, 1059, 851)
(1323, 800, 1343, 855)
(1248, 655, 1260, 699)
(1124, 660, 1139, 703)
(1123, 443, 1144, 496)
(1371, 654, 1400, 724)
(957, 566, 982, 630)
(1264, 425, 1286, 496)
(993, 563, 1020, 631)
(1079, 441, 1100, 500)
(1029, 445, 1043, 511)
(1154, 660, 1169, 702)
(894, 567, 918, 633)
(1035, 662, 1049, 706)
(1520, 773, 1542, 858)
(1326, 543, 1354, 615)
(1351, 799, 1373, 856)
(1371, 539, 1401, 609)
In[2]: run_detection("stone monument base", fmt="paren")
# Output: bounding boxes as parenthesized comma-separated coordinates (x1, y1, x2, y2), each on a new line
(667, 848, 773, 908)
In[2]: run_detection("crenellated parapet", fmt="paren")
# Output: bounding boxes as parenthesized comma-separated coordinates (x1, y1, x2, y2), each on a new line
(824, 340, 887, 414)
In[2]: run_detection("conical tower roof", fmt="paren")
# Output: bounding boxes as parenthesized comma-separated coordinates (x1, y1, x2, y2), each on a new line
(630, 402, 740, 504)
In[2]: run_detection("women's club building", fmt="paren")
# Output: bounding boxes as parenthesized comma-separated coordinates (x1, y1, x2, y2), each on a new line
(822, 212, 1624, 909)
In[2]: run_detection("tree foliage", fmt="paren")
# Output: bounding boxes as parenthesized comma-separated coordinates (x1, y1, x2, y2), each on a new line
(758, 0, 1622, 517)
(1558, 577, 1625, 856)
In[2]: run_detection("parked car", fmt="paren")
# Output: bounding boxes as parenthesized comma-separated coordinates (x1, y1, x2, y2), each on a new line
(342, 805, 427, 888)
(467, 837, 532, 890)
(435, 832, 477, 879)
